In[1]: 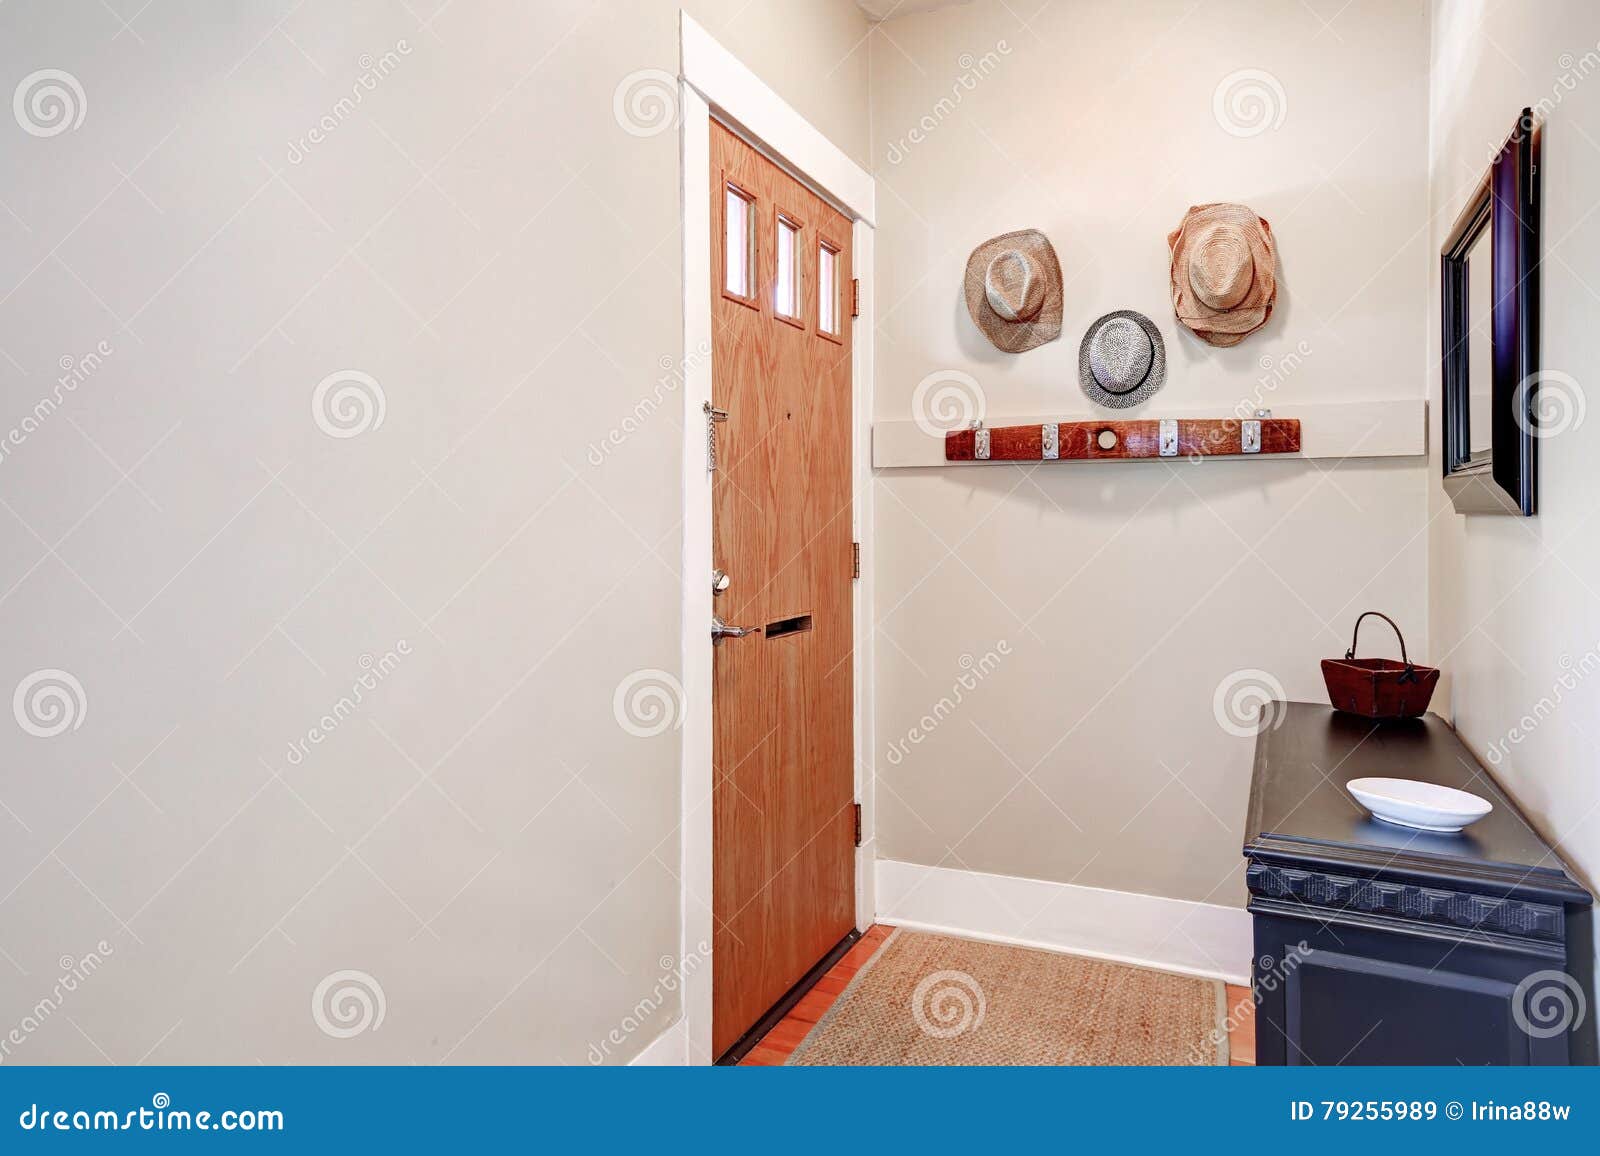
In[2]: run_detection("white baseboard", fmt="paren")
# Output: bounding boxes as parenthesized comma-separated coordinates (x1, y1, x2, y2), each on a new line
(875, 859, 1252, 986)
(628, 1017, 689, 1066)
(855, 837, 878, 932)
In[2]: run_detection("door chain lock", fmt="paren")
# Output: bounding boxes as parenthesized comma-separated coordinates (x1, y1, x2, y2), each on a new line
(704, 401, 729, 471)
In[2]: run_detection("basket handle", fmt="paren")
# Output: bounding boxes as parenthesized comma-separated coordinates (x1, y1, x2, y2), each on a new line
(1345, 611, 1417, 683)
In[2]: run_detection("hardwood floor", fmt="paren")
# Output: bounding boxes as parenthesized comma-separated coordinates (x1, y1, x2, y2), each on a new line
(738, 924, 894, 1065)
(738, 924, 1257, 1066)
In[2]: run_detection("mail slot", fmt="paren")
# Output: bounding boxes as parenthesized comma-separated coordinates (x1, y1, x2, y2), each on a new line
(765, 614, 812, 639)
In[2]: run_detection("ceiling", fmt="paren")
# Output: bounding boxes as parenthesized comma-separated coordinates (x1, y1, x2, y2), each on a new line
(855, 0, 972, 22)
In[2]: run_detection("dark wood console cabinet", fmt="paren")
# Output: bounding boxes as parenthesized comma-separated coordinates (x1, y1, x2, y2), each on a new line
(1244, 702, 1594, 1065)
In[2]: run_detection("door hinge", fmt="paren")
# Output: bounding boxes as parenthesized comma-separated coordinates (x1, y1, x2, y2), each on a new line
(853, 802, 862, 847)
(850, 278, 860, 318)
(851, 541, 860, 579)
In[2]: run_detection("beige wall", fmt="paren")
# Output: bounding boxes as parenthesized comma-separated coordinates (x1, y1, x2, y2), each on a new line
(869, 0, 1432, 908)
(0, 1, 866, 1064)
(1427, 1, 1600, 927)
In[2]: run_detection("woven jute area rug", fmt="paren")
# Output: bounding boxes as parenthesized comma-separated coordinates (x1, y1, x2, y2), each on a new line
(787, 928, 1228, 1066)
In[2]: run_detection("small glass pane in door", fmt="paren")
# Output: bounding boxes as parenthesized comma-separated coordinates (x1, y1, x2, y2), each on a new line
(818, 242, 840, 335)
(775, 215, 800, 320)
(725, 185, 754, 299)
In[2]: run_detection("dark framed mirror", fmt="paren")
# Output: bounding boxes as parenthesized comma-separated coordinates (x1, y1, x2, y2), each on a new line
(1440, 108, 1539, 516)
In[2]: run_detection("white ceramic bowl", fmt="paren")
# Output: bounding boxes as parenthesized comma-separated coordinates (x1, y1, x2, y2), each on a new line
(1346, 777, 1493, 833)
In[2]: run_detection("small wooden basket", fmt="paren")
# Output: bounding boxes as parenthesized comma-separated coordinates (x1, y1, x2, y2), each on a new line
(1322, 611, 1439, 720)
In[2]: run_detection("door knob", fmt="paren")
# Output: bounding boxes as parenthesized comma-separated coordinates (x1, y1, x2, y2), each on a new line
(711, 616, 760, 645)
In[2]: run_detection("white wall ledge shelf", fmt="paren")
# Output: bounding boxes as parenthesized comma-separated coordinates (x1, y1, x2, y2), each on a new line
(873, 399, 1426, 469)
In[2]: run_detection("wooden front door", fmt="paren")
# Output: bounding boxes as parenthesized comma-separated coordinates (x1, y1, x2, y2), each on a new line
(709, 118, 856, 1057)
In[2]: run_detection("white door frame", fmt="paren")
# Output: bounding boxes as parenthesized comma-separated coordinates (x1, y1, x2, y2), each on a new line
(676, 11, 876, 1066)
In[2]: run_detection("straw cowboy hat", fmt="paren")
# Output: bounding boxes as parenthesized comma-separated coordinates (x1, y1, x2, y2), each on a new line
(1167, 203, 1277, 347)
(963, 229, 1063, 353)
(1078, 309, 1167, 409)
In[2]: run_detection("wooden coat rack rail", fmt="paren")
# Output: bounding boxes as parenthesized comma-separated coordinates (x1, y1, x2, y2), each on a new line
(945, 416, 1302, 462)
